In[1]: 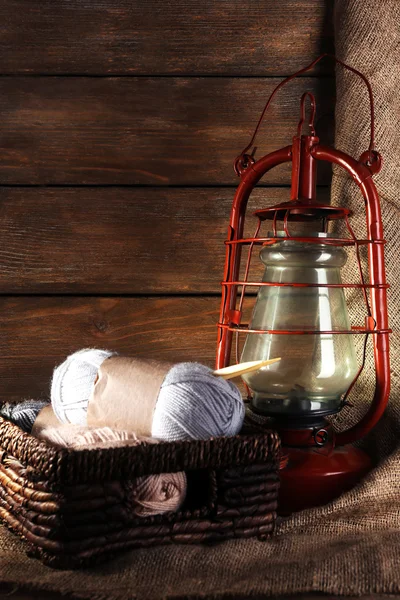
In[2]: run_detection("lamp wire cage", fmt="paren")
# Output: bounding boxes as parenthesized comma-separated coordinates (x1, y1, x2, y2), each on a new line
(216, 54, 391, 448)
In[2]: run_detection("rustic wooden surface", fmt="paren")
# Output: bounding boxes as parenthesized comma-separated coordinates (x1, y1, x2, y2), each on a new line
(2, 296, 219, 402)
(0, 77, 334, 185)
(0, 0, 335, 439)
(1, 590, 397, 600)
(0, 0, 335, 466)
(1, 588, 396, 600)
(0, 0, 333, 75)
(0, 187, 329, 293)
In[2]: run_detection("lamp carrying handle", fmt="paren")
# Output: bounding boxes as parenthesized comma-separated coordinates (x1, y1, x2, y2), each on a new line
(234, 53, 376, 176)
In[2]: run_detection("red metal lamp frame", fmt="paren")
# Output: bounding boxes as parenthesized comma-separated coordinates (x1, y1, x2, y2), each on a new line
(216, 55, 391, 511)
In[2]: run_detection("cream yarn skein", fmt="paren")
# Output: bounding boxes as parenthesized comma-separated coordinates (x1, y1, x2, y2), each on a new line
(51, 350, 245, 440)
(38, 425, 187, 517)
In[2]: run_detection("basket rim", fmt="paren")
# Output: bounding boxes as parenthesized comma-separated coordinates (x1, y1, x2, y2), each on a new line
(0, 416, 281, 485)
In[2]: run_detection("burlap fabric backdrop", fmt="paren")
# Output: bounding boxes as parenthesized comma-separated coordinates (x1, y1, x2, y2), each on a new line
(1, 1, 400, 598)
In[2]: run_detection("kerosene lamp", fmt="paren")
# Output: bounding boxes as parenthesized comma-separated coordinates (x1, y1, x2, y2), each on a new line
(216, 55, 391, 513)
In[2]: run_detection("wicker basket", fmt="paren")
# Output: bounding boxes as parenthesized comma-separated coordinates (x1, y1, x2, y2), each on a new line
(0, 416, 280, 569)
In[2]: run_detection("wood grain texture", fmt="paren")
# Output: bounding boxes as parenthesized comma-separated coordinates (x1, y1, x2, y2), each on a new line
(1, 588, 391, 600)
(0, 0, 333, 76)
(2, 296, 220, 402)
(0, 589, 393, 600)
(0, 187, 330, 294)
(0, 77, 334, 185)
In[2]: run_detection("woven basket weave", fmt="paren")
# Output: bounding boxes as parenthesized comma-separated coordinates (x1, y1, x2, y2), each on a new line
(0, 416, 280, 569)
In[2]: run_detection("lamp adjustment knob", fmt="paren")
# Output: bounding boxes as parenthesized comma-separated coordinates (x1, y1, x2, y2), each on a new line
(313, 428, 329, 447)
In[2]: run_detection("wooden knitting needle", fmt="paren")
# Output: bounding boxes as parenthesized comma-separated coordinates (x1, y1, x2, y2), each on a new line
(213, 358, 281, 380)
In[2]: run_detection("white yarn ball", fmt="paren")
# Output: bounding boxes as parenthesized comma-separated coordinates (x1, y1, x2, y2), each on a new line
(51, 352, 245, 440)
(152, 362, 245, 441)
(51, 349, 115, 424)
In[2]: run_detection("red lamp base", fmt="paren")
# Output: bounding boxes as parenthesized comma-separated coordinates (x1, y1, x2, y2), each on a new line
(276, 422, 372, 515)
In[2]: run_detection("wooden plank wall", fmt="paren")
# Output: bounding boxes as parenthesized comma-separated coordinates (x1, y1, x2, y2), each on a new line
(1, 0, 334, 402)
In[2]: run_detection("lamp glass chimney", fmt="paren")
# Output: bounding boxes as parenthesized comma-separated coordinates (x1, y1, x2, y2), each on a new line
(241, 232, 358, 419)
